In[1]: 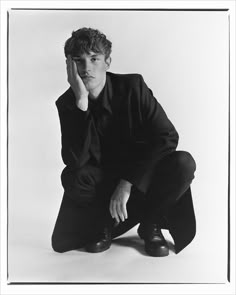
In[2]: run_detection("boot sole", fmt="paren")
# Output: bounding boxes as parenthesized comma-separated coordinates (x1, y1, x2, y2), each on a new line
(145, 244, 169, 257)
(85, 243, 111, 253)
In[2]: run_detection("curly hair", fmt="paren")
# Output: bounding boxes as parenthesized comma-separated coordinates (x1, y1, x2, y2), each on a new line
(64, 27, 112, 59)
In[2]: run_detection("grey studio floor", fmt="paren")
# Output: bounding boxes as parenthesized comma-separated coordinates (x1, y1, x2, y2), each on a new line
(8, 198, 228, 284)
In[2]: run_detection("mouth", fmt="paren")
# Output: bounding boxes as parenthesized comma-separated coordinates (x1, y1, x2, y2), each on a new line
(81, 75, 94, 79)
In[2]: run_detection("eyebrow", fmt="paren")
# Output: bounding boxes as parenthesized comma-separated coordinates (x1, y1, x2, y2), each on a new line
(73, 54, 101, 59)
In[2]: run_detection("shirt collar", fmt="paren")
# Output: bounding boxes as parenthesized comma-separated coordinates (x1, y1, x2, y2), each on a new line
(88, 73, 112, 115)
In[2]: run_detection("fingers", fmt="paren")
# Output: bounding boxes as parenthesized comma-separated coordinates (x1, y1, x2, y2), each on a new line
(67, 55, 84, 86)
(66, 55, 79, 80)
(110, 202, 120, 224)
(71, 56, 78, 79)
(109, 199, 128, 224)
(66, 55, 84, 89)
(66, 55, 73, 83)
(109, 200, 117, 223)
(122, 202, 128, 220)
(117, 205, 125, 222)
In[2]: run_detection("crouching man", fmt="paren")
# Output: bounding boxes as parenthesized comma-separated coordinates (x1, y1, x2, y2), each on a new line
(51, 27, 196, 257)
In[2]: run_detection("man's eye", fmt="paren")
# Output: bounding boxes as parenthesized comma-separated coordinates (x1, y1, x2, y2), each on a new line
(91, 58, 98, 62)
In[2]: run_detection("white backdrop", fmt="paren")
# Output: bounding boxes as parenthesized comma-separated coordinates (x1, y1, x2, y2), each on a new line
(8, 10, 229, 282)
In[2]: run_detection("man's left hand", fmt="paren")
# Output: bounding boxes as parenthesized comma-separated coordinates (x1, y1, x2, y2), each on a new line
(109, 180, 132, 224)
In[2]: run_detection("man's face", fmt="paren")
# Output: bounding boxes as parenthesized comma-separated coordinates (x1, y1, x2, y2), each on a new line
(72, 51, 111, 97)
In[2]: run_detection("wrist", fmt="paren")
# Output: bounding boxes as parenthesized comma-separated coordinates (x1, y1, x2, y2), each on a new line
(75, 95, 88, 111)
(119, 179, 132, 190)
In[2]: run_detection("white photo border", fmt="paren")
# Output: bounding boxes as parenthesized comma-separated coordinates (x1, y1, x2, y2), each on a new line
(1, 1, 235, 295)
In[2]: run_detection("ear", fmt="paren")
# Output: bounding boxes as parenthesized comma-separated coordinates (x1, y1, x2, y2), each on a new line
(105, 57, 111, 69)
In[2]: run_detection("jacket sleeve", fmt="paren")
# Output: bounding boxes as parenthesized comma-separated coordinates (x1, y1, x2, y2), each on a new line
(56, 92, 92, 169)
(120, 75, 179, 193)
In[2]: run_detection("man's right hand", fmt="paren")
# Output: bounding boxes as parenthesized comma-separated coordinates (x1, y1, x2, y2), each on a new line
(66, 55, 89, 111)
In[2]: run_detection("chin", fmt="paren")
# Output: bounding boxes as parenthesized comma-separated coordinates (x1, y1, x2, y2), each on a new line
(85, 85, 95, 92)
(84, 79, 95, 86)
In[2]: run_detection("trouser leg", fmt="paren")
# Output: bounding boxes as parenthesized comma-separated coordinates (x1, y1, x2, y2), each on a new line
(143, 151, 196, 224)
(51, 165, 117, 253)
(51, 194, 106, 253)
(51, 151, 196, 252)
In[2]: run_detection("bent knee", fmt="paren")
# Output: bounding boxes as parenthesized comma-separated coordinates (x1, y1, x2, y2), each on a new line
(76, 165, 104, 187)
(51, 237, 64, 253)
(51, 231, 86, 253)
(51, 233, 69, 253)
(174, 151, 196, 176)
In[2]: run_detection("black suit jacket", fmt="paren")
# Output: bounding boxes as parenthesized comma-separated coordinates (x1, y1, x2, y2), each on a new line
(56, 72, 179, 193)
(56, 72, 196, 253)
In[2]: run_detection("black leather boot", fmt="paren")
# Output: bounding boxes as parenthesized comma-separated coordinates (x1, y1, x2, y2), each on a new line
(138, 222, 169, 257)
(85, 226, 112, 253)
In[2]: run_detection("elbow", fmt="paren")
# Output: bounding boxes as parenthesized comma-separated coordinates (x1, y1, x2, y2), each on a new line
(175, 130, 179, 146)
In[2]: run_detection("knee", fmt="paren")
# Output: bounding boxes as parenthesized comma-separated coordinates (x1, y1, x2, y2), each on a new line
(76, 165, 103, 187)
(51, 233, 67, 253)
(77, 169, 91, 186)
(174, 151, 196, 177)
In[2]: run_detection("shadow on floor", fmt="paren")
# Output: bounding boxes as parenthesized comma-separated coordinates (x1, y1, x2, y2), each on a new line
(112, 235, 175, 256)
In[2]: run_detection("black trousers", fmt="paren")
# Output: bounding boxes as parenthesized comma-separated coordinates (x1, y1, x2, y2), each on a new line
(51, 151, 196, 253)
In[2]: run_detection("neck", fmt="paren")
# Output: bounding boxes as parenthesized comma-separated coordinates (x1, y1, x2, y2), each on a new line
(89, 76, 106, 100)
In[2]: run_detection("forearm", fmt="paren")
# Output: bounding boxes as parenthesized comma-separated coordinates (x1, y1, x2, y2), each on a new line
(75, 94, 88, 111)
(57, 103, 92, 167)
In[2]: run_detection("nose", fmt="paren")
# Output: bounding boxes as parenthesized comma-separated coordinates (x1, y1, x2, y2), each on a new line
(82, 59, 92, 73)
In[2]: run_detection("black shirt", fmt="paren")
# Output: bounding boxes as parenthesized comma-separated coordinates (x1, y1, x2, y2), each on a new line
(87, 79, 114, 167)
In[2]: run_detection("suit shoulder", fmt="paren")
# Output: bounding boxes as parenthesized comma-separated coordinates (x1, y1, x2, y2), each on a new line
(107, 72, 143, 87)
(55, 87, 74, 110)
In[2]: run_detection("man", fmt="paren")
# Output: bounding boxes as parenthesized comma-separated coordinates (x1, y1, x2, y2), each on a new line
(51, 27, 196, 257)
